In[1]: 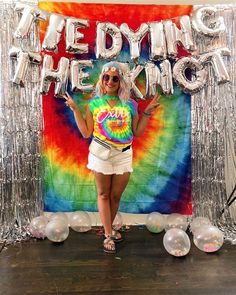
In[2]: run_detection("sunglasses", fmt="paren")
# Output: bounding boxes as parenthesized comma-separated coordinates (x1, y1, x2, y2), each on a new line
(103, 74, 120, 83)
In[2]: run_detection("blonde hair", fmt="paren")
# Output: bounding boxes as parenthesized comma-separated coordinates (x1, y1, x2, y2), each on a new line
(95, 61, 131, 104)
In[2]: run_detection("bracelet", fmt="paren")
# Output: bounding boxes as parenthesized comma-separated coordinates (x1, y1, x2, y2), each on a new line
(142, 111, 152, 117)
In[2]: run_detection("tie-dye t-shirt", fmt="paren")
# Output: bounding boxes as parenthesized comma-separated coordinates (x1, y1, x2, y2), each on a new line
(88, 95, 138, 148)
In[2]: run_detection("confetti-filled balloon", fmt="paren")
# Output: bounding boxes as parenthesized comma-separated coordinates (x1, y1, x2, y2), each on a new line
(193, 225, 224, 253)
(165, 213, 189, 232)
(45, 219, 69, 243)
(163, 228, 191, 257)
(190, 217, 211, 234)
(29, 215, 49, 239)
(49, 212, 69, 226)
(146, 212, 165, 233)
(69, 211, 92, 232)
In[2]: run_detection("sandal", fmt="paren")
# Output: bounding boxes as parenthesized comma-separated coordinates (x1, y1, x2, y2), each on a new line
(103, 236, 116, 254)
(112, 229, 123, 243)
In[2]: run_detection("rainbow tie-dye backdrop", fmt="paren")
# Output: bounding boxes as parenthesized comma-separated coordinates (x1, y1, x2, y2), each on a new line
(39, 2, 192, 214)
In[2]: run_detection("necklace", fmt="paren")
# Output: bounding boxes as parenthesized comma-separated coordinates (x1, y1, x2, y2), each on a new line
(103, 94, 119, 101)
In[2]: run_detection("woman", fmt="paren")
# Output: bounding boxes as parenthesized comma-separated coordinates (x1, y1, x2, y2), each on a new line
(63, 61, 160, 254)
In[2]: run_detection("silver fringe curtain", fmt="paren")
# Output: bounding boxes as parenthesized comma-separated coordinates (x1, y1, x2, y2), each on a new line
(0, 0, 43, 243)
(192, 4, 236, 242)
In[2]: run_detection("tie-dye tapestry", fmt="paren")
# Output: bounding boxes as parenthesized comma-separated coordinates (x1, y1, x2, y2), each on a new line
(39, 2, 192, 214)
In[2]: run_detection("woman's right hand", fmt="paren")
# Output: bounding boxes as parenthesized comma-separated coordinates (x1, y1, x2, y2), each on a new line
(62, 93, 78, 111)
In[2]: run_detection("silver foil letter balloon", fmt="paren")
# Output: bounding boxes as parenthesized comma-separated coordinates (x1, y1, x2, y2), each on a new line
(163, 15, 196, 58)
(66, 17, 89, 54)
(130, 64, 144, 100)
(145, 60, 173, 96)
(14, 3, 47, 39)
(70, 59, 94, 92)
(42, 14, 65, 52)
(148, 21, 167, 61)
(40, 55, 70, 96)
(95, 22, 122, 60)
(120, 22, 149, 63)
(192, 6, 226, 37)
(173, 56, 206, 94)
(9, 46, 42, 87)
(199, 48, 230, 84)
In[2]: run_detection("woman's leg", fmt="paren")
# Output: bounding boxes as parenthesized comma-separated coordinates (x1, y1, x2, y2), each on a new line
(93, 171, 113, 236)
(110, 172, 131, 224)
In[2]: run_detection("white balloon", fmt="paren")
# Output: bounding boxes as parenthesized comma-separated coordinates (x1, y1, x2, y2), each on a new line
(146, 212, 165, 233)
(193, 225, 224, 253)
(29, 215, 49, 239)
(112, 212, 123, 230)
(165, 213, 188, 232)
(45, 220, 69, 243)
(69, 211, 92, 232)
(163, 228, 191, 257)
(190, 217, 211, 234)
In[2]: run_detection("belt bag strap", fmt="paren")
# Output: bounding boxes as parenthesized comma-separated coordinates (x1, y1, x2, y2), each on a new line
(93, 137, 111, 150)
(94, 137, 131, 152)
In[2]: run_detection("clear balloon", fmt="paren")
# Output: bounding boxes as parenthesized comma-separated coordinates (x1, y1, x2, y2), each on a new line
(192, 6, 226, 37)
(173, 57, 206, 94)
(40, 55, 69, 96)
(69, 211, 92, 232)
(146, 212, 165, 233)
(65, 17, 89, 54)
(49, 212, 69, 226)
(165, 213, 188, 232)
(42, 14, 65, 52)
(29, 215, 49, 239)
(45, 219, 69, 243)
(163, 228, 191, 257)
(120, 23, 149, 63)
(112, 212, 123, 230)
(193, 225, 224, 253)
(190, 217, 211, 234)
(96, 22, 122, 60)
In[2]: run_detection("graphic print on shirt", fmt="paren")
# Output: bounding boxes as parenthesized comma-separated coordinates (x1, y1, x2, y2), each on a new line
(88, 96, 138, 147)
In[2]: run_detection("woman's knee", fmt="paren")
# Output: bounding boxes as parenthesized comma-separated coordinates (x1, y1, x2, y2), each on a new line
(98, 192, 110, 200)
(111, 192, 122, 204)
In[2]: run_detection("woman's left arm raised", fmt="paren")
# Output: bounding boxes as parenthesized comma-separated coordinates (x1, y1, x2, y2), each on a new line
(132, 94, 160, 137)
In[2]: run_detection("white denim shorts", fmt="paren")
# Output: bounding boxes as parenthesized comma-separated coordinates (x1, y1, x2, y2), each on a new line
(87, 147, 133, 175)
